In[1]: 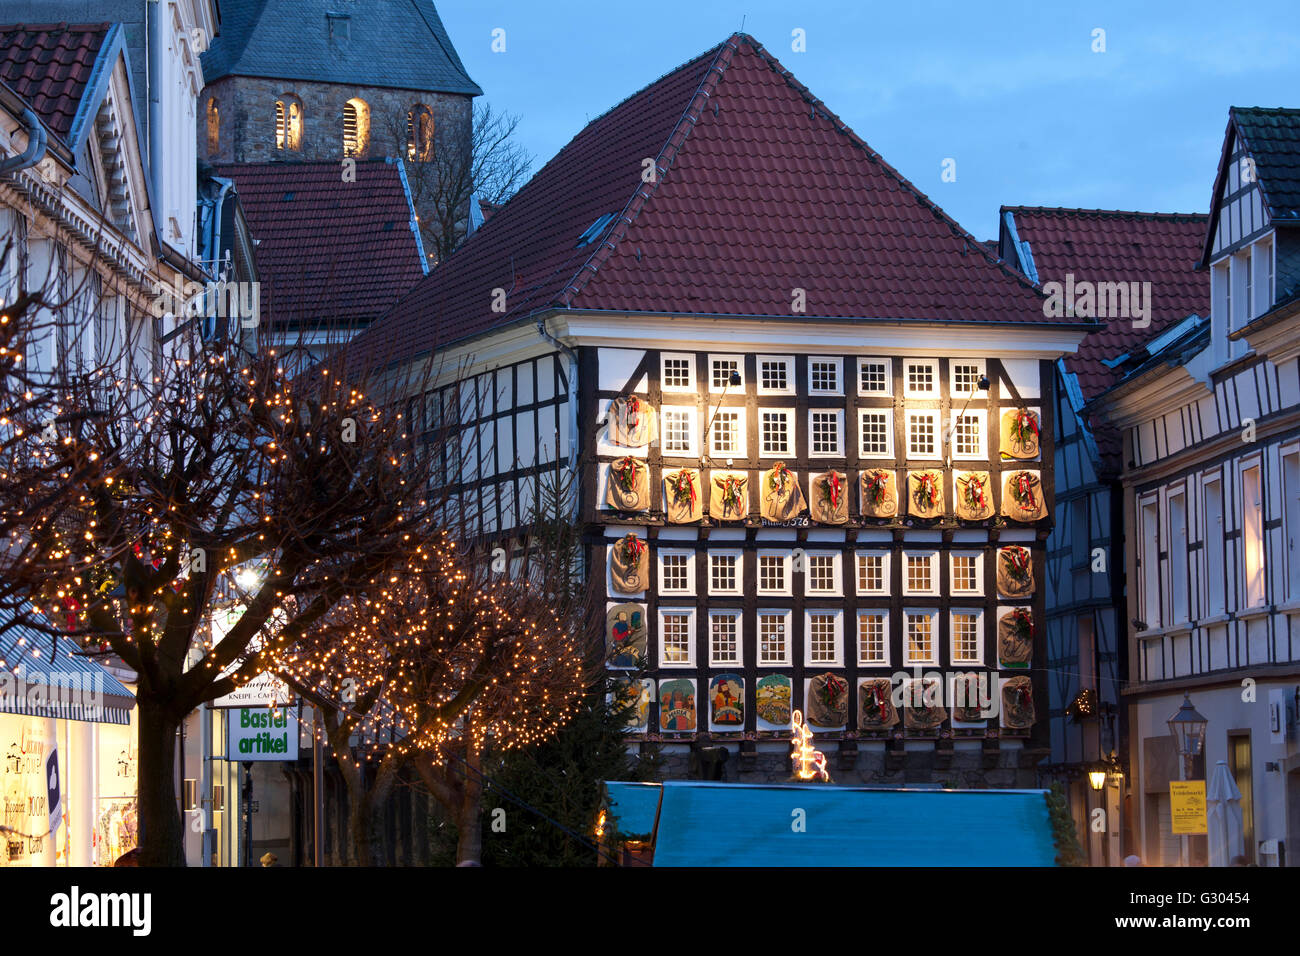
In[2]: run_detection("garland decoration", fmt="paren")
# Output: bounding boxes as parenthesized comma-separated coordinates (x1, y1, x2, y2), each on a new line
(768, 460, 791, 495)
(816, 673, 847, 708)
(915, 471, 940, 508)
(716, 474, 745, 513)
(669, 469, 697, 508)
(963, 473, 988, 510)
(1011, 472, 1038, 510)
(864, 470, 890, 506)
(619, 533, 646, 564)
(1003, 546, 1031, 582)
(611, 456, 638, 492)
(1011, 408, 1039, 445)
(1011, 606, 1034, 643)
(819, 470, 843, 511)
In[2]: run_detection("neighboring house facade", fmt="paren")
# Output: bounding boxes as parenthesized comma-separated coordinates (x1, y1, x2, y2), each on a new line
(349, 34, 1093, 786)
(998, 207, 1208, 864)
(1088, 107, 1300, 867)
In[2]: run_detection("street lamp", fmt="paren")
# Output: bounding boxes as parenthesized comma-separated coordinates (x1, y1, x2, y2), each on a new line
(1088, 766, 1108, 791)
(1167, 693, 1209, 780)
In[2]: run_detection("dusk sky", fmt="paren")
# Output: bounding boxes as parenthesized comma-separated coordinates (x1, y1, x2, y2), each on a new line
(437, 0, 1300, 240)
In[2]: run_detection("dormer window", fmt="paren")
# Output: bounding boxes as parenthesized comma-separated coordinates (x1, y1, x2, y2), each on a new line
(275, 95, 303, 152)
(343, 98, 370, 158)
(407, 104, 434, 161)
(327, 13, 350, 42)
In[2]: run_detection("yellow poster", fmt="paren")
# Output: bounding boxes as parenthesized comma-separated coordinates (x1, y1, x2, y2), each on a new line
(1170, 780, 1207, 835)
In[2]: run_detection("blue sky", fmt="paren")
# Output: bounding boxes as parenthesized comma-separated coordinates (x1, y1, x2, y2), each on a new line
(436, 0, 1300, 241)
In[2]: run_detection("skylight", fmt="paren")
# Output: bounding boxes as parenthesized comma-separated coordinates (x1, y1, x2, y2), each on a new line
(576, 212, 617, 248)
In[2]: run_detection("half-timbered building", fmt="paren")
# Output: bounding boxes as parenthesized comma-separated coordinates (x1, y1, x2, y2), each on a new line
(349, 33, 1094, 785)
(998, 207, 1208, 863)
(1087, 107, 1300, 866)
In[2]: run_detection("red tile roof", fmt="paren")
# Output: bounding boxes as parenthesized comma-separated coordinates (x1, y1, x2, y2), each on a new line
(351, 34, 1062, 367)
(212, 160, 426, 330)
(0, 22, 111, 143)
(1003, 206, 1209, 468)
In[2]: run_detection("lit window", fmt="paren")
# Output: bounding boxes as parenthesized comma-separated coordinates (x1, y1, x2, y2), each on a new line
(809, 410, 842, 456)
(952, 361, 985, 398)
(206, 98, 220, 155)
(758, 611, 790, 664)
(661, 353, 694, 391)
(951, 611, 982, 664)
(342, 97, 369, 157)
(659, 610, 694, 665)
(275, 95, 303, 152)
(710, 408, 744, 457)
(953, 411, 984, 459)
(950, 553, 982, 594)
(660, 407, 695, 456)
(856, 552, 888, 594)
(760, 410, 792, 456)
(407, 104, 434, 161)
(806, 553, 839, 594)
(1243, 464, 1265, 606)
(758, 356, 793, 393)
(809, 358, 841, 393)
(858, 358, 890, 395)
(905, 360, 937, 396)
(709, 552, 741, 594)
(905, 611, 936, 664)
(904, 551, 937, 595)
(907, 411, 939, 458)
(710, 612, 741, 665)
(659, 552, 692, 594)
(858, 613, 888, 665)
(710, 356, 742, 391)
(806, 611, 841, 664)
(758, 553, 789, 594)
(859, 409, 892, 457)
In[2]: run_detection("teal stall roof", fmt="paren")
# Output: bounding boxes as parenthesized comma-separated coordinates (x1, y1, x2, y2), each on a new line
(604, 781, 1058, 867)
(602, 781, 662, 839)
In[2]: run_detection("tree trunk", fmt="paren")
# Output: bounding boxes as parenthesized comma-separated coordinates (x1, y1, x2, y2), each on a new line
(455, 735, 483, 866)
(346, 792, 387, 866)
(136, 694, 186, 866)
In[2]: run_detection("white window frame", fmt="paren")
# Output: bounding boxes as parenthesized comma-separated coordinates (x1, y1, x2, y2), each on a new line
(659, 405, 698, 458)
(950, 409, 987, 461)
(708, 354, 744, 393)
(708, 609, 743, 666)
(856, 610, 890, 666)
(657, 549, 696, 596)
(757, 550, 792, 596)
(757, 608, 793, 666)
(857, 407, 894, 459)
(1138, 494, 1161, 629)
(1167, 485, 1190, 625)
(903, 359, 939, 398)
(1240, 460, 1266, 608)
(949, 359, 986, 400)
(857, 357, 892, 397)
(804, 609, 844, 666)
(903, 550, 939, 596)
(660, 352, 695, 393)
(756, 355, 795, 395)
(708, 406, 747, 458)
(807, 357, 843, 396)
(855, 551, 890, 596)
(759, 408, 795, 458)
(1202, 471, 1226, 615)
(707, 550, 743, 596)
(904, 608, 939, 666)
(1283, 447, 1300, 602)
(808, 408, 845, 458)
(906, 409, 941, 460)
(949, 608, 984, 666)
(657, 607, 696, 667)
(804, 551, 843, 596)
(949, 551, 984, 596)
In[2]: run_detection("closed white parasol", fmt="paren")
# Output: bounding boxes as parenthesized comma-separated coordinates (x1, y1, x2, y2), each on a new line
(1206, 759, 1245, 867)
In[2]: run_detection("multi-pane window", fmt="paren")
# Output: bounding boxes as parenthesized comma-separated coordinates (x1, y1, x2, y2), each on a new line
(709, 611, 741, 665)
(809, 358, 841, 394)
(905, 611, 937, 664)
(708, 551, 741, 595)
(661, 353, 694, 391)
(952, 411, 984, 459)
(758, 553, 790, 594)
(859, 409, 892, 457)
(858, 612, 888, 665)
(950, 553, 982, 595)
(758, 356, 794, 394)
(952, 361, 985, 398)
(858, 358, 890, 395)
(905, 360, 938, 396)
(710, 408, 744, 457)
(660, 407, 696, 456)
(806, 611, 841, 664)
(760, 410, 793, 455)
(710, 356, 742, 391)
(951, 611, 982, 664)
(809, 410, 843, 456)
(659, 609, 694, 665)
(758, 611, 791, 664)
(659, 552, 693, 594)
(907, 411, 939, 458)
(806, 553, 840, 594)
(904, 551, 938, 595)
(856, 552, 888, 594)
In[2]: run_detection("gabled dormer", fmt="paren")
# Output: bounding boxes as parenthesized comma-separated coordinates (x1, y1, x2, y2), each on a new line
(1200, 107, 1300, 369)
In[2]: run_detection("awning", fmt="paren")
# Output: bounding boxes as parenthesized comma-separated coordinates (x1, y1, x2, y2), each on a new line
(603, 781, 662, 839)
(603, 781, 1059, 866)
(0, 618, 136, 725)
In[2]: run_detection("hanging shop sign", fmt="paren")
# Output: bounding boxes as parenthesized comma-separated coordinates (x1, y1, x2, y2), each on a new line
(226, 706, 299, 761)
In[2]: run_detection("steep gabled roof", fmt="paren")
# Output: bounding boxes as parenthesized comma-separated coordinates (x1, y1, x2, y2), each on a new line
(0, 21, 115, 147)
(212, 159, 427, 329)
(1200, 106, 1300, 266)
(353, 33, 1058, 367)
(1001, 206, 1208, 469)
(201, 0, 480, 96)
